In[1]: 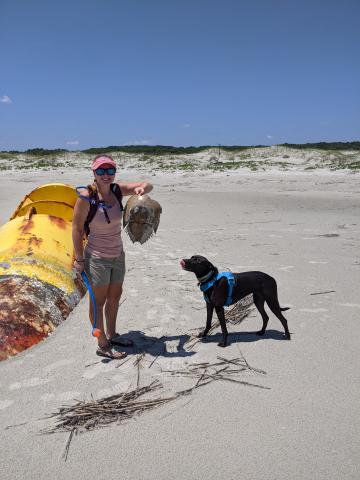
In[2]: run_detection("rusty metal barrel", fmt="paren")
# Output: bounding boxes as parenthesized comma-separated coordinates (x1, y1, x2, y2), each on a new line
(0, 183, 85, 361)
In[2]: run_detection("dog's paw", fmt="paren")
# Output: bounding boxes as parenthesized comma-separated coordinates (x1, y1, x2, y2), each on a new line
(217, 341, 227, 347)
(256, 330, 265, 336)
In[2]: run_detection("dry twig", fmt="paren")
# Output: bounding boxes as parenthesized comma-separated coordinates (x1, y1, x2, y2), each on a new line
(133, 352, 146, 386)
(310, 290, 335, 296)
(185, 295, 254, 349)
(163, 354, 269, 391)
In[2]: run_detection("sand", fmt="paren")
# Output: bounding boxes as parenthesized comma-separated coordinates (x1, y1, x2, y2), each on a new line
(0, 168, 359, 480)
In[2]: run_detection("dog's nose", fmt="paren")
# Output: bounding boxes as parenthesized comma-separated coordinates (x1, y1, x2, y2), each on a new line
(180, 259, 185, 269)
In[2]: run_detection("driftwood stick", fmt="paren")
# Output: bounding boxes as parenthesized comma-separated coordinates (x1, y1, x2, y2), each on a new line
(5, 421, 29, 430)
(194, 369, 208, 388)
(148, 354, 160, 369)
(235, 348, 267, 375)
(62, 428, 76, 461)
(215, 376, 270, 389)
(136, 361, 141, 387)
(115, 357, 131, 369)
(310, 290, 335, 296)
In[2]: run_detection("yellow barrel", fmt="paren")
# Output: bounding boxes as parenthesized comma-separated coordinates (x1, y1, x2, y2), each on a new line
(9, 183, 78, 221)
(0, 183, 85, 361)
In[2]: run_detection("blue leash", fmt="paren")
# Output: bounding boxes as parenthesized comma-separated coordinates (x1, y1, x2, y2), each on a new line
(81, 271, 101, 337)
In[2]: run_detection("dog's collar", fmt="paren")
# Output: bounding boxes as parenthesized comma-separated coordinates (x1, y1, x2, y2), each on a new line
(197, 270, 215, 284)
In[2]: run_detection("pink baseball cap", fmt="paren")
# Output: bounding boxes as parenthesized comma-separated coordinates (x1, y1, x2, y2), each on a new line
(92, 155, 117, 171)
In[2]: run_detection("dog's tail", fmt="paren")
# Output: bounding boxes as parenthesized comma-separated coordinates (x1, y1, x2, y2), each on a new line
(280, 307, 290, 311)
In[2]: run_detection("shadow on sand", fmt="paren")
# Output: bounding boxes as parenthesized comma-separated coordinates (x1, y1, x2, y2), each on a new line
(96, 328, 291, 364)
(201, 328, 291, 345)
(111, 330, 196, 359)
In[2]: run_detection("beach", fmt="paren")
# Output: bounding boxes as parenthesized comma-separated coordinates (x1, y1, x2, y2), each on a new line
(0, 168, 359, 480)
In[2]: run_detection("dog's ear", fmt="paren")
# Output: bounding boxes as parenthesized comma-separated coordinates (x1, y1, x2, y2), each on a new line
(203, 257, 216, 271)
(201, 258, 217, 276)
(196, 255, 211, 265)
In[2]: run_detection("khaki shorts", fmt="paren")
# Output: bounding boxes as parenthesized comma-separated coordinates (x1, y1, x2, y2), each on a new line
(84, 251, 126, 287)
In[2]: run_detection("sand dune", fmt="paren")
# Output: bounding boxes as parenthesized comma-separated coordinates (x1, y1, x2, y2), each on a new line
(1, 145, 359, 174)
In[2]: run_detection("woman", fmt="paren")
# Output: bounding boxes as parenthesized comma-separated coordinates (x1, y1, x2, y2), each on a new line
(72, 154, 153, 359)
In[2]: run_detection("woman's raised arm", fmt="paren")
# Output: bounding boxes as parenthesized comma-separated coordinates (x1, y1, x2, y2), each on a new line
(117, 181, 153, 197)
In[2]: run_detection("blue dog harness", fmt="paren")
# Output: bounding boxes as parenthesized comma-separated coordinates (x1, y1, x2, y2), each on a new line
(200, 272, 235, 306)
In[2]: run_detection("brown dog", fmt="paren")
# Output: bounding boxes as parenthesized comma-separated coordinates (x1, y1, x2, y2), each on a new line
(180, 255, 291, 347)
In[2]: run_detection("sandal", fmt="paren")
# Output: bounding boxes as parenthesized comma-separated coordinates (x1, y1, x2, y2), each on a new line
(109, 334, 134, 347)
(96, 345, 127, 360)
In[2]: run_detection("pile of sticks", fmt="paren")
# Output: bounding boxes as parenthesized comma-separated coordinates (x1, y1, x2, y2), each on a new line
(44, 380, 179, 460)
(44, 351, 267, 461)
(46, 356, 266, 439)
(163, 353, 269, 391)
(44, 381, 172, 435)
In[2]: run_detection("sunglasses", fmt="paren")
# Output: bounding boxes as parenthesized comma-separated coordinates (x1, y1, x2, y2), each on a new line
(94, 167, 116, 176)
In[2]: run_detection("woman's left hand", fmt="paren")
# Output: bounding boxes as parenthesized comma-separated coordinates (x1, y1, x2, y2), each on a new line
(134, 186, 145, 196)
(118, 180, 152, 197)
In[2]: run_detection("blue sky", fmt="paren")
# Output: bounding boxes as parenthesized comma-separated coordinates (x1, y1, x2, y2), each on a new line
(0, 0, 359, 150)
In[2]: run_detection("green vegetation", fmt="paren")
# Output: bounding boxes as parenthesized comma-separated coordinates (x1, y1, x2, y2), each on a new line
(348, 161, 360, 170)
(207, 161, 262, 172)
(280, 141, 360, 151)
(326, 155, 360, 171)
(176, 161, 197, 170)
(82, 145, 211, 155)
(0, 152, 20, 160)
(82, 144, 264, 155)
(218, 145, 264, 151)
(1, 142, 359, 155)
(25, 148, 68, 156)
(23, 160, 67, 169)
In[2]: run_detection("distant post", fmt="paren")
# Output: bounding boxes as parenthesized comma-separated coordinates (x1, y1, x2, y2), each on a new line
(218, 144, 221, 161)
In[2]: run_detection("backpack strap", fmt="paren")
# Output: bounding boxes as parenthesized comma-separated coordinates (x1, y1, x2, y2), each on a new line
(83, 183, 124, 237)
(84, 184, 99, 237)
(110, 183, 124, 211)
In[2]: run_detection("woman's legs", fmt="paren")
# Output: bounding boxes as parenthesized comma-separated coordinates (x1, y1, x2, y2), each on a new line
(90, 282, 123, 340)
(90, 284, 126, 359)
(89, 284, 109, 348)
(104, 282, 123, 339)
(105, 252, 126, 340)
(85, 254, 126, 357)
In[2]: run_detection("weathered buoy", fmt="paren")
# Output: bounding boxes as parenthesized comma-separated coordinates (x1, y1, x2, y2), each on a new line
(0, 183, 85, 360)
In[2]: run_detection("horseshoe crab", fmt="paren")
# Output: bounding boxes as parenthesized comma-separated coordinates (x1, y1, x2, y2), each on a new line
(123, 195, 162, 244)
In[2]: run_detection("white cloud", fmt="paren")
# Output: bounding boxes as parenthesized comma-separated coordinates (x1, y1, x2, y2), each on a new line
(266, 134, 273, 139)
(0, 95, 12, 104)
(66, 140, 79, 145)
(123, 139, 150, 146)
(183, 123, 191, 128)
